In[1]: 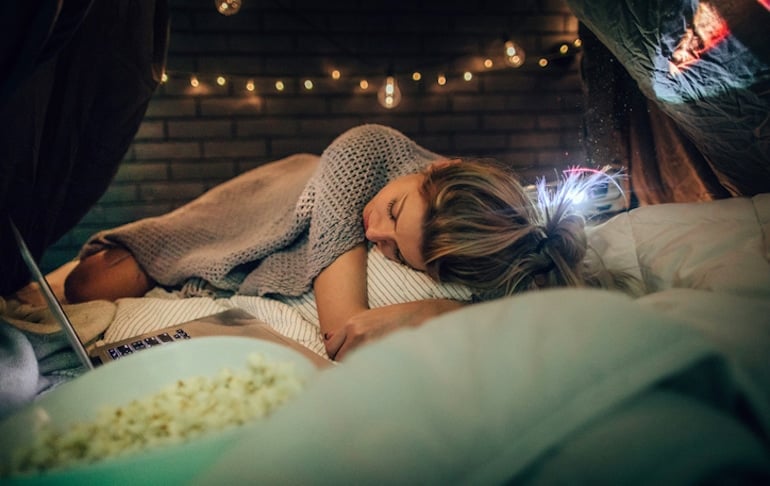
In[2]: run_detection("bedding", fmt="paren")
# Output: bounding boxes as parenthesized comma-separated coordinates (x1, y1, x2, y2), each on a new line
(1, 192, 768, 482)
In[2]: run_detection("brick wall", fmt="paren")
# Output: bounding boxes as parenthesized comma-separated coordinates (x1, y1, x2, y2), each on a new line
(42, 0, 586, 271)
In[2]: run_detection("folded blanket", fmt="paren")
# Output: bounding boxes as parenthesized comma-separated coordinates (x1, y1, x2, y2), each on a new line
(0, 296, 116, 418)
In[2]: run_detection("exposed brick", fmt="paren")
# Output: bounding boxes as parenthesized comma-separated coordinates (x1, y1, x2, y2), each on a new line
(169, 161, 238, 181)
(134, 142, 201, 160)
(423, 114, 479, 132)
(204, 140, 267, 158)
(135, 121, 165, 140)
(199, 97, 265, 116)
(112, 162, 169, 182)
(143, 98, 197, 118)
(168, 120, 233, 138)
(238, 119, 299, 137)
(139, 182, 208, 202)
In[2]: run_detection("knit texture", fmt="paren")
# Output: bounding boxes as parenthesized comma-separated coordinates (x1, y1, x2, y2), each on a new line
(80, 125, 440, 296)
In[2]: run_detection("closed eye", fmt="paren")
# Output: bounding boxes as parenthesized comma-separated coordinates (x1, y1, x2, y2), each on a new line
(386, 199, 397, 221)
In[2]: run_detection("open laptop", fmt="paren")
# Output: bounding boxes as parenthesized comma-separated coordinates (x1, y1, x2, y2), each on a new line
(9, 218, 329, 369)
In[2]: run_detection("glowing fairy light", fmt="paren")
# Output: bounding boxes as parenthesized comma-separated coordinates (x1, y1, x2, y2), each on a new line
(484, 58, 494, 68)
(331, 69, 341, 79)
(412, 72, 422, 81)
(275, 80, 285, 91)
(377, 76, 402, 109)
(303, 80, 314, 90)
(538, 58, 549, 68)
(216, 76, 227, 86)
(359, 79, 369, 90)
(190, 75, 200, 87)
(504, 40, 525, 67)
(215, 0, 241, 16)
(463, 71, 473, 81)
(161, 72, 168, 83)
(437, 74, 447, 86)
(246, 79, 255, 91)
(573, 38, 582, 48)
(559, 44, 569, 55)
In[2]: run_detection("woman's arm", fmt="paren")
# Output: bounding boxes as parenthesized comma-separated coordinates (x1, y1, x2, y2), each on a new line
(326, 298, 465, 361)
(313, 243, 369, 358)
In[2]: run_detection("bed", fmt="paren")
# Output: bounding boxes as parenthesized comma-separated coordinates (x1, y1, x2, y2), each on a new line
(1, 0, 770, 483)
(2, 192, 769, 483)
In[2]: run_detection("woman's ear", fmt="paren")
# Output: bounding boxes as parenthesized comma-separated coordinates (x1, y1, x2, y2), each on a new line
(428, 158, 461, 171)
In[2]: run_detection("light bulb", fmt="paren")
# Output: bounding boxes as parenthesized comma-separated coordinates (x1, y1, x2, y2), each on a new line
(377, 76, 402, 109)
(504, 40, 526, 68)
(215, 0, 241, 16)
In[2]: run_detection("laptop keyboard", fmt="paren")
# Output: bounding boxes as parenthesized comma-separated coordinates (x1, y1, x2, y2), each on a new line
(106, 329, 191, 360)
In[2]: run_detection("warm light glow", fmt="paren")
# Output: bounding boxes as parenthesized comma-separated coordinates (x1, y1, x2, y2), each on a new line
(216, 76, 227, 86)
(437, 74, 447, 86)
(190, 75, 200, 87)
(504, 40, 526, 68)
(573, 38, 583, 48)
(246, 79, 255, 91)
(303, 79, 314, 90)
(214, 0, 241, 16)
(359, 79, 369, 90)
(275, 80, 285, 91)
(538, 58, 548, 67)
(669, 2, 731, 75)
(484, 58, 494, 68)
(559, 44, 569, 55)
(412, 72, 422, 81)
(331, 69, 341, 79)
(463, 71, 473, 81)
(377, 76, 402, 109)
(161, 72, 168, 83)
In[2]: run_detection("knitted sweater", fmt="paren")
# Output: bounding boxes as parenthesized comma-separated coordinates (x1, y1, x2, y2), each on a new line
(80, 125, 441, 296)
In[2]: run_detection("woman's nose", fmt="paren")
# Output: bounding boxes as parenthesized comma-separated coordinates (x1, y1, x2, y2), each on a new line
(365, 219, 393, 242)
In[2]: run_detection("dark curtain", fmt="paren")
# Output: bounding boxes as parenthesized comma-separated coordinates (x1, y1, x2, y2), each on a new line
(0, 0, 168, 295)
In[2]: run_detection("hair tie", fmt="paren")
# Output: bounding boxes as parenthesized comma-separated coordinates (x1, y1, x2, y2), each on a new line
(535, 234, 550, 254)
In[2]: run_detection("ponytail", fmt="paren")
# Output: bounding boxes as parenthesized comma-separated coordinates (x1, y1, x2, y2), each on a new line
(420, 161, 641, 298)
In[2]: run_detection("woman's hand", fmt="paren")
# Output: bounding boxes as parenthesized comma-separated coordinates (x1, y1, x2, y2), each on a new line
(324, 299, 464, 361)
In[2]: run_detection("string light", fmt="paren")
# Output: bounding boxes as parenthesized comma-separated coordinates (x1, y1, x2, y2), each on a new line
(160, 37, 582, 109)
(215, 0, 241, 16)
(504, 40, 525, 68)
(377, 75, 402, 109)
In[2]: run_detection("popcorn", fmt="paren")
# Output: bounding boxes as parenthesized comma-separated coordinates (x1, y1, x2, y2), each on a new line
(4, 353, 305, 476)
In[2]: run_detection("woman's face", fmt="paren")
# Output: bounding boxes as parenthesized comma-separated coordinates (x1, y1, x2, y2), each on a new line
(363, 172, 428, 271)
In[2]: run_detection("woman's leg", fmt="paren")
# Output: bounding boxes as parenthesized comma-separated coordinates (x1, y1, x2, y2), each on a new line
(64, 248, 154, 303)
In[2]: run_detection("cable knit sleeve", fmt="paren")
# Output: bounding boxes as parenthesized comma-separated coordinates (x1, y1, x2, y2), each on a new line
(300, 124, 441, 292)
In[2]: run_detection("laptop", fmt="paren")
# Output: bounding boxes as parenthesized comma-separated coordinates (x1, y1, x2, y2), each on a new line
(9, 218, 329, 369)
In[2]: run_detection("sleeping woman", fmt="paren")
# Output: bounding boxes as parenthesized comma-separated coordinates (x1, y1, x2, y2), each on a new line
(62, 124, 637, 360)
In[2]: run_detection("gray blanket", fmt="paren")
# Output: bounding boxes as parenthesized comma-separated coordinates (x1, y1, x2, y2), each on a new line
(80, 125, 440, 297)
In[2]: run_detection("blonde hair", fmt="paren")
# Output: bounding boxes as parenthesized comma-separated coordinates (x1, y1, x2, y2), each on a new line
(420, 160, 640, 299)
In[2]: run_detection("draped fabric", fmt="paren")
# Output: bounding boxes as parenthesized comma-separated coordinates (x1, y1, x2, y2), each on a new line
(0, 0, 168, 295)
(572, 0, 770, 205)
